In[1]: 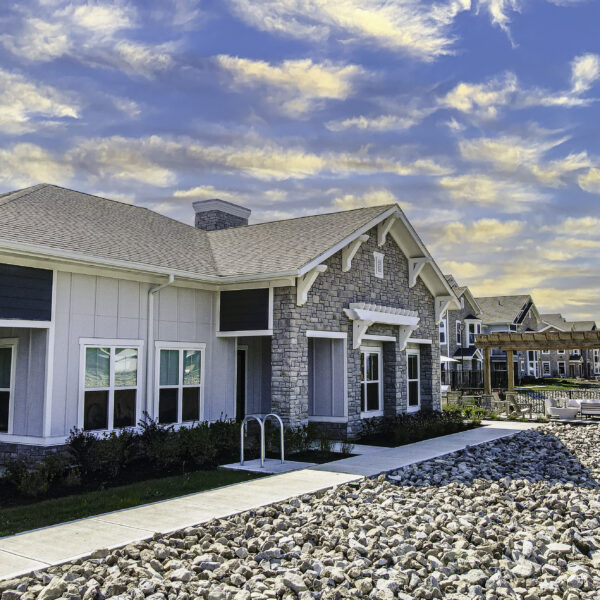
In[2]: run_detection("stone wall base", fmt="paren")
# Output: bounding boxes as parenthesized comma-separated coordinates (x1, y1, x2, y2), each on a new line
(0, 442, 66, 466)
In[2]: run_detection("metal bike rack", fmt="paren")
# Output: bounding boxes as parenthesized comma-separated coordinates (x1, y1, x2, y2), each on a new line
(264, 413, 285, 464)
(240, 413, 285, 468)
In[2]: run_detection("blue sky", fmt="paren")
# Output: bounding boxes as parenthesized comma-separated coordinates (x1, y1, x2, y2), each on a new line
(0, 0, 599, 319)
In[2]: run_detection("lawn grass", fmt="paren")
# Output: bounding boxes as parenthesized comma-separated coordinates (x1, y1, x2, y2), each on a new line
(0, 469, 262, 538)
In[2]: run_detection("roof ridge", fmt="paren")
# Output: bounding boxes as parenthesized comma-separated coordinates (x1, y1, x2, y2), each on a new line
(205, 203, 397, 234)
(0, 183, 50, 207)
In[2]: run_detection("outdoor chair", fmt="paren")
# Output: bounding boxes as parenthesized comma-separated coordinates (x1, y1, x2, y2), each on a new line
(580, 402, 600, 419)
(490, 391, 508, 415)
(506, 392, 532, 419)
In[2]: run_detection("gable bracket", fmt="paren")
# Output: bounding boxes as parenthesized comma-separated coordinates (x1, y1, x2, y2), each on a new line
(435, 295, 454, 324)
(408, 257, 429, 288)
(296, 264, 328, 306)
(398, 324, 419, 351)
(377, 216, 397, 247)
(342, 234, 369, 272)
(353, 319, 373, 349)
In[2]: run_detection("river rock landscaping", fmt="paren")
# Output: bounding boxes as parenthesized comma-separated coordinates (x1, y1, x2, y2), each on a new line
(2, 423, 599, 600)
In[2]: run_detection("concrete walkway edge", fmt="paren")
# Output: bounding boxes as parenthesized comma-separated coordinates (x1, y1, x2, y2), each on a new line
(0, 421, 538, 580)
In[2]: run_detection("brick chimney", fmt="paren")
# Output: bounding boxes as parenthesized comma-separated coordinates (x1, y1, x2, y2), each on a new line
(193, 199, 251, 231)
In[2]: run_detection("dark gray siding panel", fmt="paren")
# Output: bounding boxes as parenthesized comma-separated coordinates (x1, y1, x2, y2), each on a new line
(0, 264, 53, 321)
(219, 289, 269, 331)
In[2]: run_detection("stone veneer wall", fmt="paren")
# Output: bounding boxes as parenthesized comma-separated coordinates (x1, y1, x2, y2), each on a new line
(271, 225, 441, 439)
(0, 441, 64, 464)
(195, 210, 248, 231)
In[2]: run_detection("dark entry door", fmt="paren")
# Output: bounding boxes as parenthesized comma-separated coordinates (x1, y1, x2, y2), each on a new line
(236, 349, 246, 421)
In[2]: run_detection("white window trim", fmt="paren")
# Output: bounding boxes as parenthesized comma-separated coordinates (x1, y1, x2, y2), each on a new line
(234, 343, 248, 421)
(542, 349, 550, 355)
(154, 341, 206, 425)
(309, 332, 348, 421)
(360, 344, 383, 418)
(542, 361, 551, 376)
(0, 338, 18, 435)
(78, 338, 144, 432)
(373, 252, 384, 279)
(557, 349, 565, 354)
(216, 288, 274, 336)
(407, 346, 421, 413)
(557, 361, 566, 376)
(456, 320, 462, 347)
(464, 319, 481, 347)
(439, 316, 447, 346)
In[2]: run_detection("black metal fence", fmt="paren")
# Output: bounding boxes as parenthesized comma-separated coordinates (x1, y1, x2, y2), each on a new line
(517, 388, 600, 414)
(441, 370, 511, 390)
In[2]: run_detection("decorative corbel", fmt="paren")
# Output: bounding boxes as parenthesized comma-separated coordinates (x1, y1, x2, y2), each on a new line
(377, 216, 397, 246)
(296, 264, 328, 306)
(342, 234, 369, 272)
(398, 324, 418, 351)
(352, 319, 373, 349)
(435, 295, 454, 324)
(408, 257, 429, 288)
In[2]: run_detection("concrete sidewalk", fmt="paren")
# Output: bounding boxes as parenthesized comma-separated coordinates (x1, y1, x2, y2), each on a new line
(0, 420, 536, 580)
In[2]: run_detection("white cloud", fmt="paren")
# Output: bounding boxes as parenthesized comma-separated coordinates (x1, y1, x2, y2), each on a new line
(476, 0, 520, 39)
(1, 2, 174, 79)
(332, 188, 402, 210)
(439, 218, 524, 243)
(174, 185, 235, 199)
(439, 173, 546, 210)
(227, 0, 472, 62)
(571, 53, 600, 94)
(0, 69, 79, 134)
(578, 168, 600, 194)
(440, 259, 490, 278)
(0, 143, 72, 188)
(216, 55, 363, 116)
(326, 107, 434, 132)
(457, 135, 590, 186)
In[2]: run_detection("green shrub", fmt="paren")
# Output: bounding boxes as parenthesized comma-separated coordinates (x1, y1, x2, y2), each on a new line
(3, 453, 69, 498)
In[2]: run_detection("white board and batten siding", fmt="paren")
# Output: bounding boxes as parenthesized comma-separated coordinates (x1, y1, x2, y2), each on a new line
(51, 271, 235, 438)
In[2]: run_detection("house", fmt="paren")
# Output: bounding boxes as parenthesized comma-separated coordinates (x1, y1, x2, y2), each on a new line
(0, 184, 459, 459)
(473, 294, 541, 382)
(440, 275, 483, 388)
(538, 314, 598, 378)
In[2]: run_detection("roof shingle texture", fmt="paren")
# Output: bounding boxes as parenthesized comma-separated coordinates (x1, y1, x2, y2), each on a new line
(0, 184, 393, 278)
(474, 295, 532, 325)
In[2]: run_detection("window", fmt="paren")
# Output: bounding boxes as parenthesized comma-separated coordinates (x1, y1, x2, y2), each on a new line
(466, 321, 481, 346)
(557, 349, 565, 355)
(407, 349, 420, 412)
(0, 339, 16, 434)
(439, 317, 446, 345)
(558, 361, 566, 376)
(81, 342, 141, 431)
(360, 346, 382, 415)
(542, 349, 550, 355)
(542, 361, 551, 376)
(156, 343, 204, 424)
(509, 324, 517, 332)
(456, 321, 462, 346)
(373, 252, 384, 279)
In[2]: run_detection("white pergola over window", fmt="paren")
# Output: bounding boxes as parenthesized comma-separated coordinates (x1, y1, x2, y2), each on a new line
(343, 302, 420, 349)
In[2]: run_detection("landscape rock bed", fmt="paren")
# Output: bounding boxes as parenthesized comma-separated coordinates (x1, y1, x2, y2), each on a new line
(3, 424, 600, 600)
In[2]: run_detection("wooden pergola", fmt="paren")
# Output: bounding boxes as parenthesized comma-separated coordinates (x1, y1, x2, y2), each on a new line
(475, 330, 600, 394)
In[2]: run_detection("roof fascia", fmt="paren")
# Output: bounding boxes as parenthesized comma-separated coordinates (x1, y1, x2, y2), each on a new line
(297, 206, 399, 277)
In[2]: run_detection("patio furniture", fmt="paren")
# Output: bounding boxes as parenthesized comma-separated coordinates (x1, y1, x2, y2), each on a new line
(580, 402, 600, 419)
(490, 391, 508, 415)
(545, 398, 579, 420)
(506, 392, 532, 418)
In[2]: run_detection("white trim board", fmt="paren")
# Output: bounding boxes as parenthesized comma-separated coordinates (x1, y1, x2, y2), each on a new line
(216, 330, 273, 338)
(306, 330, 347, 339)
(0, 319, 51, 329)
(362, 334, 396, 342)
(407, 338, 432, 345)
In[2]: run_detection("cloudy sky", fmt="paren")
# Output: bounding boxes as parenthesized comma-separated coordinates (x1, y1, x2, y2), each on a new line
(0, 0, 599, 320)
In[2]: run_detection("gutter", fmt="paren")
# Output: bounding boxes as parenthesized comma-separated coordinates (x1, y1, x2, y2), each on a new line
(146, 274, 175, 418)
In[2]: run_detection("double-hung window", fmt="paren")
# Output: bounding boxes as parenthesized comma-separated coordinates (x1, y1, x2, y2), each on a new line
(467, 321, 481, 346)
(360, 346, 382, 416)
(81, 340, 141, 431)
(156, 343, 205, 425)
(456, 321, 462, 346)
(0, 339, 17, 434)
(439, 317, 446, 345)
(407, 348, 420, 412)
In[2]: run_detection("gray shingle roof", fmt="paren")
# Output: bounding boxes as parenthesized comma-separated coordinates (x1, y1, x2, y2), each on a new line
(0, 184, 395, 279)
(474, 295, 532, 325)
(206, 205, 394, 276)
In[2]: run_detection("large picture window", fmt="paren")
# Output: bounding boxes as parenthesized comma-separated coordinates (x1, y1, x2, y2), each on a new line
(407, 349, 420, 412)
(360, 346, 382, 416)
(0, 339, 16, 434)
(81, 342, 141, 431)
(156, 343, 204, 425)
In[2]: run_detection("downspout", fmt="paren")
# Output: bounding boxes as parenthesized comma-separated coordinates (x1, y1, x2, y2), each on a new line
(146, 274, 175, 419)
